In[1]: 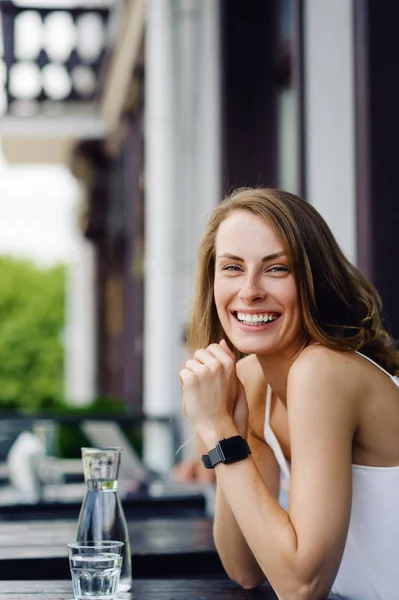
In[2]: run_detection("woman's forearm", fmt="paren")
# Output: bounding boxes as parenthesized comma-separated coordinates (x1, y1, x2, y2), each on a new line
(212, 432, 281, 589)
(201, 421, 330, 600)
(197, 430, 261, 584)
(213, 484, 265, 588)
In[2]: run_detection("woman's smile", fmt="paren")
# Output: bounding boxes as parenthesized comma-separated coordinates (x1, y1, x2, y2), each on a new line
(232, 310, 282, 330)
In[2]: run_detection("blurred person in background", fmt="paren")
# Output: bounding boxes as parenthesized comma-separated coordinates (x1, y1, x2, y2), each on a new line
(180, 188, 399, 600)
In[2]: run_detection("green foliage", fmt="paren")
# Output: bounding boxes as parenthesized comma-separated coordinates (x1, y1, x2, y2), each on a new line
(0, 256, 65, 410)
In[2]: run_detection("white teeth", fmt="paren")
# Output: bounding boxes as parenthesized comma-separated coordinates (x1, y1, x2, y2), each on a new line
(236, 312, 278, 325)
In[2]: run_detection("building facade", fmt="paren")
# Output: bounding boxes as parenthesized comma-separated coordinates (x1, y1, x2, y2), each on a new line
(1, 0, 398, 470)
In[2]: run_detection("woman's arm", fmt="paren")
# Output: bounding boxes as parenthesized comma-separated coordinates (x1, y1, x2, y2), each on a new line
(213, 352, 280, 587)
(183, 345, 356, 600)
(173, 352, 262, 485)
(213, 431, 280, 588)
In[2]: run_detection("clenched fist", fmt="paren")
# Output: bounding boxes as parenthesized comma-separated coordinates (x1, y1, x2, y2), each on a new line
(180, 340, 248, 441)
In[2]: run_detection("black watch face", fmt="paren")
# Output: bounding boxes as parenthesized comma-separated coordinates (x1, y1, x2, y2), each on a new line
(219, 436, 247, 462)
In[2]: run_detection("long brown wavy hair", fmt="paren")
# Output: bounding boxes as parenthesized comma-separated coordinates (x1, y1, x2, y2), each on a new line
(188, 188, 399, 375)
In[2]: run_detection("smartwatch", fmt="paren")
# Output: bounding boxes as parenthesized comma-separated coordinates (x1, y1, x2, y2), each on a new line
(201, 435, 251, 469)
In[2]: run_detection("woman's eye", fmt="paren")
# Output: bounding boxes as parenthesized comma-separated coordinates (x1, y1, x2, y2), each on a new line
(223, 264, 242, 272)
(267, 265, 289, 273)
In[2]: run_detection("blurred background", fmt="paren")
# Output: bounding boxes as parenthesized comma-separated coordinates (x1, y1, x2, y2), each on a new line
(0, 0, 397, 504)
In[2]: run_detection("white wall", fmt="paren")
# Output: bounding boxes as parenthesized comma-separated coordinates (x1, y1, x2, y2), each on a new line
(143, 0, 220, 472)
(64, 237, 96, 405)
(304, 0, 356, 263)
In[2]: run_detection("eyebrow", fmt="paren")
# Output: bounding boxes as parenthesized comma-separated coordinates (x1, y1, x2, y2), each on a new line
(217, 251, 286, 262)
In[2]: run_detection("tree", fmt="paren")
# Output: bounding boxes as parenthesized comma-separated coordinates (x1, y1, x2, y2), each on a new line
(0, 256, 65, 410)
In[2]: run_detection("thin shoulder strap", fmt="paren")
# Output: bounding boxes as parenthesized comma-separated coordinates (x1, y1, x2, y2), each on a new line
(355, 350, 394, 380)
(264, 384, 291, 478)
(265, 384, 272, 426)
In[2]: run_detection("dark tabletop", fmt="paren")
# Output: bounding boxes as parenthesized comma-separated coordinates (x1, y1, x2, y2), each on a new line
(0, 579, 279, 600)
(0, 491, 206, 521)
(0, 517, 223, 579)
(0, 521, 344, 598)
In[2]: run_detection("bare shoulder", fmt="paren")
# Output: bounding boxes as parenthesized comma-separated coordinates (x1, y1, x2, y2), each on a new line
(288, 345, 361, 410)
(290, 344, 358, 386)
(287, 345, 358, 438)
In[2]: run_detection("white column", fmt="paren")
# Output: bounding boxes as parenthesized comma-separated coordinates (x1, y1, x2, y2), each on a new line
(304, 0, 356, 263)
(144, 0, 180, 473)
(143, 0, 220, 473)
(64, 238, 96, 405)
(175, 0, 221, 316)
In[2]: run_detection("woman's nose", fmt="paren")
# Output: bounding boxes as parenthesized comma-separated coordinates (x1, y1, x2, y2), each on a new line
(238, 276, 266, 304)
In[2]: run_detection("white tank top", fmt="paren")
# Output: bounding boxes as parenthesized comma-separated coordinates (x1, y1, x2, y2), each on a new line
(264, 351, 399, 600)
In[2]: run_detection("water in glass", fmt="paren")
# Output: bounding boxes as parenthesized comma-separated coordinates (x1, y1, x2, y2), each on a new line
(68, 541, 123, 600)
(70, 551, 122, 600)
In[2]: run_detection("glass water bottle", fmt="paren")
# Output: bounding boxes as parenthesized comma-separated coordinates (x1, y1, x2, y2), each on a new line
(76, 447, 132, 592)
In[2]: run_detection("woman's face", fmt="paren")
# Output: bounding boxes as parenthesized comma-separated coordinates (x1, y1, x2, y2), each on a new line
(214, 210, 303, 357)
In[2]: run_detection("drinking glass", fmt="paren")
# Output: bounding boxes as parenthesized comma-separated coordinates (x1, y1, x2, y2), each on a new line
(68, 541, 124, 600)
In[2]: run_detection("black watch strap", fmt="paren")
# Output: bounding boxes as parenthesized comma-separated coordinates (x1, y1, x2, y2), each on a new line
(201, 435, 251, 469)
(201, 453, 213, 469)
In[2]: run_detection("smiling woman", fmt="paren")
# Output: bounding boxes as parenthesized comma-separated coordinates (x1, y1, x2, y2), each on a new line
(180, 188, 399, 600)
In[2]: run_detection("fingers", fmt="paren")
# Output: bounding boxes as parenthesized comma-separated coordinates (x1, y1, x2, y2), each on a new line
(180, 340, 235, 385)
(185, 341, 234, 365)
(179, 368, 195, 386)
(192, 348, 215, 365)
(205, 342, 235, 372)
(186, 347, 229, 374)
(219, 339, 236, 360)
(184, 358, 208, 374)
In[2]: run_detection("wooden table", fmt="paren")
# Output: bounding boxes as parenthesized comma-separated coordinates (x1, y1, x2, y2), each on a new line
(0, 579, 345, 599)
(0, 518, 223, 579)
(0, 489, 206, 521)
(0, 579, 279, 599)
